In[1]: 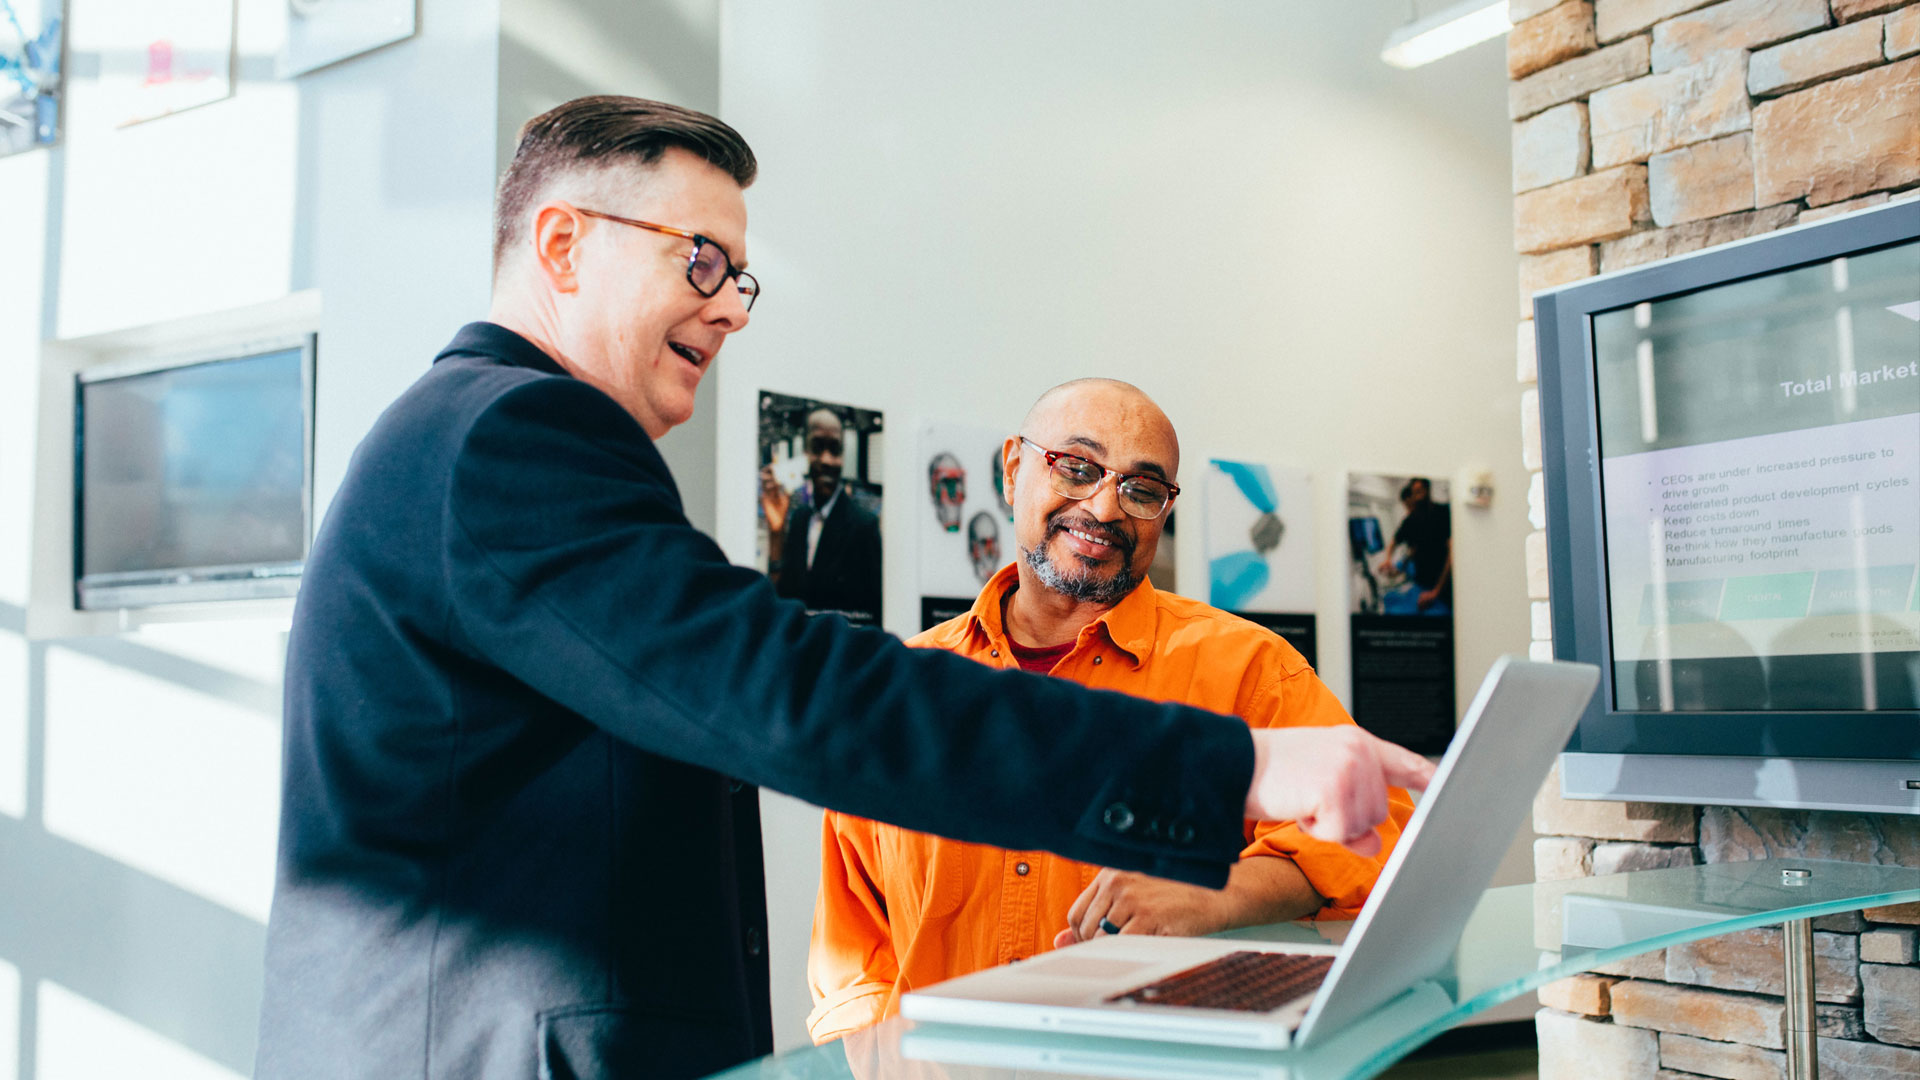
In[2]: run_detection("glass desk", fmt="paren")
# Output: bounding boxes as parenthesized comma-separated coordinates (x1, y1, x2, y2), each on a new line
(710, 859, 1920, 1080)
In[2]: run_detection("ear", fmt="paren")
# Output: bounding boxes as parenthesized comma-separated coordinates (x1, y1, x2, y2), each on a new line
(530, 201, 587, 293)
(1001, 435, 1024, 499)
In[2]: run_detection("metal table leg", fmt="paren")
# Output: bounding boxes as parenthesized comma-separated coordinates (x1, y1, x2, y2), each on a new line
(1782, 866, 1819, 1080)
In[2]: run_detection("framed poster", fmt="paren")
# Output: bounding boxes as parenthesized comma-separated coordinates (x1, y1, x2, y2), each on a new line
(1205, 458, 1317, 666)
(0, 0, 62, 156)
(1347, 472, 1455, 754)
(278, 0, 416, 78)
(92, 0, 234, 127)
(917, 422, 1014, 630)
(757, 391, 885, 629)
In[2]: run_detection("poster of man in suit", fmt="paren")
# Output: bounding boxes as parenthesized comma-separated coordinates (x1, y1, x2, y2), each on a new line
(758, 391, 885, 627)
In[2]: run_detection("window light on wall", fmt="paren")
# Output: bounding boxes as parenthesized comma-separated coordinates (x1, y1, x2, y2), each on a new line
(1380, 0, 1513, 69)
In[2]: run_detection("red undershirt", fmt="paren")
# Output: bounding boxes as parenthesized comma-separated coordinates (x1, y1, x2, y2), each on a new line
(1001, 585, 1077, 673)
(1007, 638, 1074, 674)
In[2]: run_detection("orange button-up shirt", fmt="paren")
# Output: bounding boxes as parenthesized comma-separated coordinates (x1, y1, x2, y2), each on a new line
(806, 565, 1415, 1043)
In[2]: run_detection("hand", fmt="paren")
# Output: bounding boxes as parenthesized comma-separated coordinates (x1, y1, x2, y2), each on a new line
(1053, 868, 1228, 949)
(1417, 587, 1440, 609)
(758, 465, 791, 533)
(1244, 727, 1433, 857)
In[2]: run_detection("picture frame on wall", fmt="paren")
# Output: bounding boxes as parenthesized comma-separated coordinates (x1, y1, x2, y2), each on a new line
(277, 0, 416, 79)
(757, 390, 886, 630)
(91, 0, 236, 127)
(0, 0, 63, 157)
(1204, 458, 1318, 666)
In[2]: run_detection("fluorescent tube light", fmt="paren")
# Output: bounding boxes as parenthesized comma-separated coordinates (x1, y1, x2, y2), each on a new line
(1381, 0, 1513, 69)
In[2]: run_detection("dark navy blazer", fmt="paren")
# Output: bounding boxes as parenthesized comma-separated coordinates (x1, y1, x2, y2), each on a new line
(255, 323, 1254, 1080)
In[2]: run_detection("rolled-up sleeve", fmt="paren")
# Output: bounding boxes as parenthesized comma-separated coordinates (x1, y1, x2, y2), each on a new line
(809, 812, 898, 1043)
(1238, 665, 1415, 919)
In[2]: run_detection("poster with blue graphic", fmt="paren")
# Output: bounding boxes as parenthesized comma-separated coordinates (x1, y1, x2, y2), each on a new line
(1204, 459, 1317, 667)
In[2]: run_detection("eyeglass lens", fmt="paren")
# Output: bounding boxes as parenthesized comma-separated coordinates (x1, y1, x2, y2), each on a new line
(1047, 456, 1171, 519)
(689, 240, 759, 310)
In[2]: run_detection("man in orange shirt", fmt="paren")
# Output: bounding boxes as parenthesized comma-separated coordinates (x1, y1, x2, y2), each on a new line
(806, 379, 1418, 1042)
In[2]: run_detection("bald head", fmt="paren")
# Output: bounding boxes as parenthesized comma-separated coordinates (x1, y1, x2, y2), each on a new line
(1020, 378, 1180, 482)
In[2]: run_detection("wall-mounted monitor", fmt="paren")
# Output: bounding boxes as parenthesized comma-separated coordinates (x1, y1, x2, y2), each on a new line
(1535, 201, 1920, 814)
(73, 335, 316, 610)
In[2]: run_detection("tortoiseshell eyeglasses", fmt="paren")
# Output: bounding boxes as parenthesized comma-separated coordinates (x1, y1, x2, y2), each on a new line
(576, 208, 760, 311)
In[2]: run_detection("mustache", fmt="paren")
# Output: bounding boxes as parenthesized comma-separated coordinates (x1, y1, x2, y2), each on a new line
(1046, 512, 1134, 559)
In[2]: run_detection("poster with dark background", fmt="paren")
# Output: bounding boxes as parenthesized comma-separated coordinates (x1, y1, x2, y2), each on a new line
(1347, 472, 1455, 754)
(757, 391, 885, 628)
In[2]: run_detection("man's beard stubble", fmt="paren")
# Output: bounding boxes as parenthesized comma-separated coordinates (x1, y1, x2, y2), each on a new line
(1022, 514, 1140, 605)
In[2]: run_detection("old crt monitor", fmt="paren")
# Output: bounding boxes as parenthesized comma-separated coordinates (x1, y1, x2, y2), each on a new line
(1534, 201, 1919, 814)
(74, 335, 315, 610)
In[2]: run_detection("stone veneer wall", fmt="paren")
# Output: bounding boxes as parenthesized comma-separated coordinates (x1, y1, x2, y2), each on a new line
(1506, 0, 1920, 1076)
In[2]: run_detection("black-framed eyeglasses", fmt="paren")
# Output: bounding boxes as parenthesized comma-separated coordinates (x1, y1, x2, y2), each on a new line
(1018, 436, 1180, 520)
(576, 208, 760, 311)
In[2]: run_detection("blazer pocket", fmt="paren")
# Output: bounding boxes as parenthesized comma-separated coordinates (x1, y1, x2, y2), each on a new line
(536, 1003, 746, 1080)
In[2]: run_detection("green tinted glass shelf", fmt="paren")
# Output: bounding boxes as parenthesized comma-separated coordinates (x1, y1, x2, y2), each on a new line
(709, 859, 1920, 1080)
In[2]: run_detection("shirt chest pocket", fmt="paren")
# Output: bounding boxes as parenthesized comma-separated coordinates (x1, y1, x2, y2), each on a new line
(876, 826, 972, 921)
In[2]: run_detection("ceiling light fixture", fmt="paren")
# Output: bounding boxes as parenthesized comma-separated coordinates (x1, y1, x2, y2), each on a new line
(1380, 0, 1513, 69)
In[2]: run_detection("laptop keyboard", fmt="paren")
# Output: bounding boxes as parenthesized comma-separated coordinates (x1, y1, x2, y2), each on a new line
(1105, 951, 1335, 1013)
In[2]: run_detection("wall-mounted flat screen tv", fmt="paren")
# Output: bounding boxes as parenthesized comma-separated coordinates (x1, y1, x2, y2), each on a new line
(74, 335, 316, 610)
(1535, 201, 1919, 814)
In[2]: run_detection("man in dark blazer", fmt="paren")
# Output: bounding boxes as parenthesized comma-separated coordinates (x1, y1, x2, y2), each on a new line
(254, 96, 1431, 1080)
(764, 408, 884, 625)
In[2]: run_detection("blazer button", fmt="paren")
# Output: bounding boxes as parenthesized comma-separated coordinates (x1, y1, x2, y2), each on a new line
(1015, 861, 1030, 876)
(746, 927, 763, 956)
(1103, 803, 1135, 833)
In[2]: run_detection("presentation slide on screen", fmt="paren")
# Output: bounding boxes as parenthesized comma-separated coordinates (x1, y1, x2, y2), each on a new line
(1601, 405, 1920, 665)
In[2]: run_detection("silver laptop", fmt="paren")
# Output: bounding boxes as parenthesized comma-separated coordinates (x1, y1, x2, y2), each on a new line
(900, 656, 1600, 1050)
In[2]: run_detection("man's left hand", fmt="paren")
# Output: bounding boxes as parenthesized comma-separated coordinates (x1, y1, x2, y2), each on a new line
(1055, 868, 1230, 948)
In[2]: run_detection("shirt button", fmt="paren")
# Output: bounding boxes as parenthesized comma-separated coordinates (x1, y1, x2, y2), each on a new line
(728, 779, 745, 794)
(1093, 656, 1103, 665)
(991, 649, 1000, 658)
(1174, 821, 1196, 844)
(1103, 803, 1135, 833)
(1015, 861, 1030, 876)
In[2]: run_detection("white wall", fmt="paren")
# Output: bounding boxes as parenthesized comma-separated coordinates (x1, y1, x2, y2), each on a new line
(716, 1, 1528, 1048)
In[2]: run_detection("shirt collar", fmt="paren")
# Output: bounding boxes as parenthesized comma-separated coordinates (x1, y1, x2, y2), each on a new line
(964, 562, 1159, 667)
(814, 484, 842, 521)
(434, 321, 569, 377)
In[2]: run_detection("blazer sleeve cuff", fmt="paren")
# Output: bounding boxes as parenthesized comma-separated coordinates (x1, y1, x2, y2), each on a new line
(1068, 720, 1254, 888)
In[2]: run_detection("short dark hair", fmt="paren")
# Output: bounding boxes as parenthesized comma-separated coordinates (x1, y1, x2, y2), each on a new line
(492, 95, 757, 274)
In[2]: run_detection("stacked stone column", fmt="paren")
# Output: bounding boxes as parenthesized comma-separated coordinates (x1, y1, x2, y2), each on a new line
(1506, 0, 1920, 1075)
